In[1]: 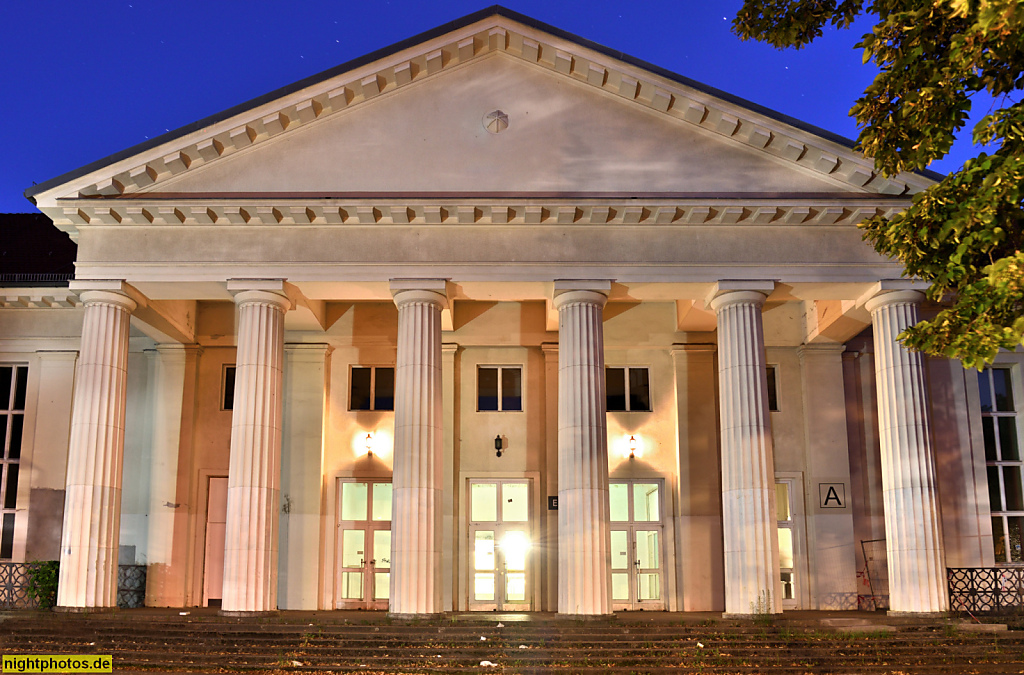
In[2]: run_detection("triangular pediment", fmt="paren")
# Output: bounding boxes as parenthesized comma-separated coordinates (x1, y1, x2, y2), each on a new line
(148, 54, 850, 195)
(29, 6, 935, 229)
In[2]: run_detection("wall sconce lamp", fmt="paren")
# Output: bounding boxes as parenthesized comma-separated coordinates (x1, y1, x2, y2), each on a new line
(628, 435, 637, 459)
(495, 435, 504, 458)
(365, 433, 374, 456)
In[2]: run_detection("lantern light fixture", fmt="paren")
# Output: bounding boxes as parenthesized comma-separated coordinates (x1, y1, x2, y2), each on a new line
(495, 434, 503, 458)
(628, 435, 637, 459)
(365, 432, 374, 456)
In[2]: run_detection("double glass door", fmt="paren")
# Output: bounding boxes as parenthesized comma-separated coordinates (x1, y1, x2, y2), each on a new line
(610, 480, 665, 610)
(335, 480, 392, 609)
(468, 480, 532, 610)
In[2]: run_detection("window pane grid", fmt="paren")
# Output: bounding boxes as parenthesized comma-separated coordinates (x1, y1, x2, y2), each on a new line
(350, 366, 395, 411)
(1, 365, 26, 560)
(606, 367, 652, 412)
(477, 366, 523, 412)
(981, 368, 1024, 564)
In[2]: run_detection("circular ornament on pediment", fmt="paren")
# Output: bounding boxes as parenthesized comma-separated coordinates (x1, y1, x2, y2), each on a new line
(483, 110, 509, 134)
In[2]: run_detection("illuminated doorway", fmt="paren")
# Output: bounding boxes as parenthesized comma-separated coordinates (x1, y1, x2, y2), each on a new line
(467, 479, 533, 611)
(335, 479, 392, 610)
(609, 480, 666, 611)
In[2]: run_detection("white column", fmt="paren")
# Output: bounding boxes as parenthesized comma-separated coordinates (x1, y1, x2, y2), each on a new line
(554, 285, 611, 616)
(389, 280, 446, 616)
(710, 285, 781, 616)
(57, 288, 137, 610)
(221, 286, 290, 615)
(865, 289, 948, 614)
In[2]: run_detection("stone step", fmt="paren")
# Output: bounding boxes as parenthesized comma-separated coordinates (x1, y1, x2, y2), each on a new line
(4, 613, 1023, 674)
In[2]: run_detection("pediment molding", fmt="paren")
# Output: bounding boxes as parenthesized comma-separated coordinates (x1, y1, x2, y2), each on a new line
(30, 9, 934, 219)
(55, 195, 907, 228)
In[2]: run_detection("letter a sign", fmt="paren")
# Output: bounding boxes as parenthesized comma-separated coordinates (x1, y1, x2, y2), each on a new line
(819, 483, 846, 509)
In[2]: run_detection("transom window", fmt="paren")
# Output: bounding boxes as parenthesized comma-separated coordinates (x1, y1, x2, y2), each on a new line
(1, 365, 28, 560)
(606, 367, 651, 412)
(350, 366, 395, 411)
(980, 367, 1024, 563)
(477, 366, 522, 412)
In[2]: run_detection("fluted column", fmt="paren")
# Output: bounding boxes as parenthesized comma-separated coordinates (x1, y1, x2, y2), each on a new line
(865, 289, 947, 614)
(57, 287, 137, 610)
(389, 281, 446, 616)
(711, 286, 781, 616)
(221, 286, 290, 615)
(555, 285, 611, 616)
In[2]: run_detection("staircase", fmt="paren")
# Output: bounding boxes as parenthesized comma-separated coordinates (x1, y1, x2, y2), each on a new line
(2, 609, 1022, 673)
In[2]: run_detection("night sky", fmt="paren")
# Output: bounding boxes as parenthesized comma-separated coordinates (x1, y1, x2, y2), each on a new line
(0, 1, 987, 214)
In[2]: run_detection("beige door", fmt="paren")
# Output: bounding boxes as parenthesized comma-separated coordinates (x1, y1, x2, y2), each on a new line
(610, 480, 666, 610)
(335, 480, 392, 609)
(468, 480, 532, 611)
(202, 476, 228, 607)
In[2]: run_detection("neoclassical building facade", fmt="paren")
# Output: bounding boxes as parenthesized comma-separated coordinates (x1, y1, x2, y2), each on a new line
(3, 7, 1015, 616)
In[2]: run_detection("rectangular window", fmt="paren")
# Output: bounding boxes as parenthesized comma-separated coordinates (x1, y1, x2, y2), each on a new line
(350, 366, 395, 411)
(222, 365, 236, 411)
(766, 365, 779, 412)
(477, 367, 522, 412)
(1, 365, 27, 560)
(606, 367, 651, 412)
(980, 367, 1024, 564)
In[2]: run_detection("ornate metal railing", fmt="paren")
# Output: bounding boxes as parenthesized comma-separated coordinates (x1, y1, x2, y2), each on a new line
(948, 567, 1024, 614)
(117, 564, 146, 609)
(0, 562, 38, 609)
(0, 562, 147, 609)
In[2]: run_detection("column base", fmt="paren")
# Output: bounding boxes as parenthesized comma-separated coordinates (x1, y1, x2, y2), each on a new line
(53, 606, 118, 614)
(218, 609, 280, 618)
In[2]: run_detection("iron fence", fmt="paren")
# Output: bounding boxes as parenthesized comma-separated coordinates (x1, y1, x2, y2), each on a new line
(117, 565, 146, 608)
(949, 567, 1024, 614)
(0, 562, 37, 609)
(0, 562, 147, 609)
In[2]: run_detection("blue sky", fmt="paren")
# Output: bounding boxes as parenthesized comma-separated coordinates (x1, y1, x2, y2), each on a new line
(0, 1, 987, 213)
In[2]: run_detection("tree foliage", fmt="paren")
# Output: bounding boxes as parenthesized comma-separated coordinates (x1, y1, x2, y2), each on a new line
(734, 0, 1024, 368)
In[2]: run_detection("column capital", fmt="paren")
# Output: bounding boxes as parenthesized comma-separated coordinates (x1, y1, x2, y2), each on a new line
(441, 342, 460, 355)
(69, 280, 145, 312)
(71, 284, 140, 313)
(390, 279, 448, 310)
(227, 280, 292, 311)
(863, 289, 926, 315)
(706, 280, 775, 313)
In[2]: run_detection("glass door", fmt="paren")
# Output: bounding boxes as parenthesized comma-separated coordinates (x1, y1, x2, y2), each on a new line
(609, 480, 665, 610)
(468, 480, 532, 611)
(335, 480, 392, 609)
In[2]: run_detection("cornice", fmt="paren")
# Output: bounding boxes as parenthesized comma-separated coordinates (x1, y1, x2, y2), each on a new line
(53, 195, 908, 228)
(29, 11, 934, 215)
(1, 288, 81, 310)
